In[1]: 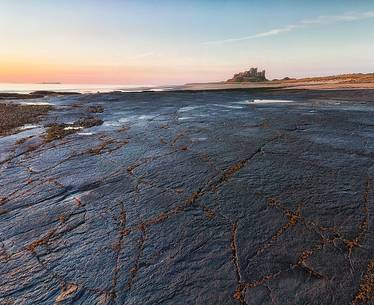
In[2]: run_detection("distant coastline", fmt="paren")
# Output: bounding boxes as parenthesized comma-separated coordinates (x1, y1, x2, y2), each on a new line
(38, 82, 62, 85)
(178, 72, 374, 91)
(1, 72, 374, 96)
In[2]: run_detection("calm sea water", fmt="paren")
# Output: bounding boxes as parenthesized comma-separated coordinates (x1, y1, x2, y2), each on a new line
(0, 83, 160, 94)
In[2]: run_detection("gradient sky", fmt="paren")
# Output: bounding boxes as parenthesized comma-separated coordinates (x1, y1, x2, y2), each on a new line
(1, 0, 374, 85)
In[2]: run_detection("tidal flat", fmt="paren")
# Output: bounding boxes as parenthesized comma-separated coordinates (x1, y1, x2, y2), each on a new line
(1, 89, 374, 304)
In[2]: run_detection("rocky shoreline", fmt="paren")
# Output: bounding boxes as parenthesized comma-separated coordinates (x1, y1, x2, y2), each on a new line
(1, 89, 374, 304)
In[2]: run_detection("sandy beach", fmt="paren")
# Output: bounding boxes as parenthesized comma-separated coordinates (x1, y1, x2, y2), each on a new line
(176, 73, 374, 91)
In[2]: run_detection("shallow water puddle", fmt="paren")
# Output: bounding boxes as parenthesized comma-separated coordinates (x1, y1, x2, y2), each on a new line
(178, 106, 202, 112)
(77, 132, 94, 136)
(20, 101, 54, 106)
(212, 104, 244, 109)
(19, 124, 41, 130)
(235, 99, 294, 105)
(64, 126, 83, 131)
(251, 99, 294, 104)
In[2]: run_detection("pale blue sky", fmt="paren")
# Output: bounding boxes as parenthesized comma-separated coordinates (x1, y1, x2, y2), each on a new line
(0, 0, 373, 84)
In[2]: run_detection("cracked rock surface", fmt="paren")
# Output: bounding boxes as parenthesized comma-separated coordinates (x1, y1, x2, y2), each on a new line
(1, 89, 374, 305)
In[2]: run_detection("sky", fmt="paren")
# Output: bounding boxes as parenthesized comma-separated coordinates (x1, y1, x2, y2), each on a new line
(0, 0, 374, 85)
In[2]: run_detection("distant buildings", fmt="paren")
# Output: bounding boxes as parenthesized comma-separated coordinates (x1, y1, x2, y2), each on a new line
(227, 67, 267, 82)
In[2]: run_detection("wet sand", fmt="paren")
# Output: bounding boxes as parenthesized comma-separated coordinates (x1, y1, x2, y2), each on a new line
(1, 89, 374, 304)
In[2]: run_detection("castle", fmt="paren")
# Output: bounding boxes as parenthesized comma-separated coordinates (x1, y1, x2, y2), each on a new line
(227, 67, 267, 82)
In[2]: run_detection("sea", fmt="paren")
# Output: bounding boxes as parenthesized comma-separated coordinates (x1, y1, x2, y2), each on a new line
(0, 83, 170, 94)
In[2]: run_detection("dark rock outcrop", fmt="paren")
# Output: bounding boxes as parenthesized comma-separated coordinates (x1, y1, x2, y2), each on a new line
(0, 103, 52, 136)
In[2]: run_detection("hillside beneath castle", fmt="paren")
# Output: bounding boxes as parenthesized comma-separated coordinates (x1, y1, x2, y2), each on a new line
(180, 72, 374, 91)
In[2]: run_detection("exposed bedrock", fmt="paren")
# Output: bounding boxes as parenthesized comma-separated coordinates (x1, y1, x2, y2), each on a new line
(1, 89, 374, 304)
